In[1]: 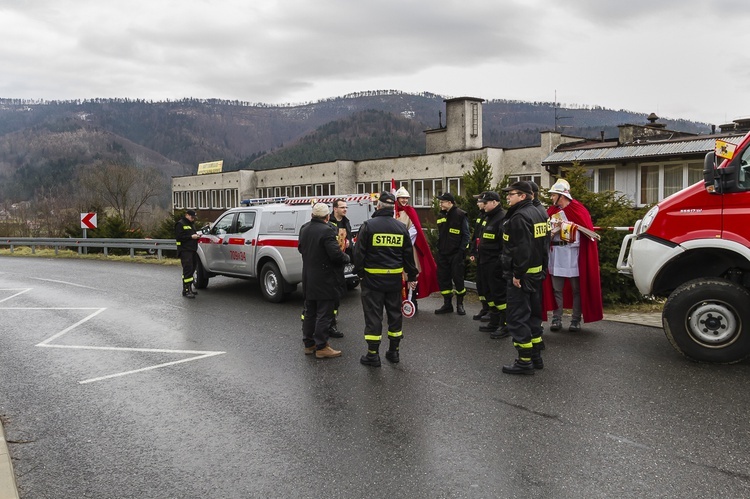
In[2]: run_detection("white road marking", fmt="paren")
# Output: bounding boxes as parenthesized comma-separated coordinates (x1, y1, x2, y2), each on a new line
(1, 288, 225, 384)
(0, 288, 32, 303)
(29, 277, 99, 290)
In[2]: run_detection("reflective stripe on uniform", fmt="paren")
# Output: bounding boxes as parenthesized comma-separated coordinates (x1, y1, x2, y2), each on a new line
(455, 288, 466, 296)
(365, 334, 382, 342)
(387, 330, 403, 338)
(365, 267, 403, 274)
(440, 290, 453, 295)
(436, 218, 447, 224)
(482, 232, 495, 239)
(449, 228, 460, 234)
(534, 222, 548, 238)
(526, 265, 542, 274)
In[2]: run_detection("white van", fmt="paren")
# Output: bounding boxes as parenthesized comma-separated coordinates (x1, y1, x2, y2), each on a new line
(195, 194, 374, 302)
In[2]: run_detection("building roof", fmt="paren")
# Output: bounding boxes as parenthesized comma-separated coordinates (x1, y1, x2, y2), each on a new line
(542, 133, 745, 165)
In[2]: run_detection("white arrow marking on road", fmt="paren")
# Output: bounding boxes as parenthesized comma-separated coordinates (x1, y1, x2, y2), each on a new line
(1, 289, 226, 384)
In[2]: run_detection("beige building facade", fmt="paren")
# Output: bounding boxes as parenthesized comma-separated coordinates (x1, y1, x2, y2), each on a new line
(171, 97, 570, 220)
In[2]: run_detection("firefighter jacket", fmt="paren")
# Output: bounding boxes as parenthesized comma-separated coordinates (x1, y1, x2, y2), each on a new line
(354, 207, 419, 293)
(477, 204, 505, 265)
(501, 199, 548, 282)
(174, 216, 198, 254)
(436, 205, 470, 255)
(532, 198, 551, 272)
(470, 210, 487, 259)
(298, 218, 350, 301)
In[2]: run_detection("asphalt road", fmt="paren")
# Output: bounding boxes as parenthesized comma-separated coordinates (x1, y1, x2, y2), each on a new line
(1, 257, 749, 498)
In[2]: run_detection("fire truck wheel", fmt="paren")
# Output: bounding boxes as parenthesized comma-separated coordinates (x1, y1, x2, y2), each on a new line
(663, 278, 750, 364)
(195, 260, 209, 289)
(260, 261, 286, 303)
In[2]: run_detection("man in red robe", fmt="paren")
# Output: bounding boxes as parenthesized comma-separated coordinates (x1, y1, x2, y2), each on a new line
(542, 179, 603, 331)
(394, 187, 440, 302)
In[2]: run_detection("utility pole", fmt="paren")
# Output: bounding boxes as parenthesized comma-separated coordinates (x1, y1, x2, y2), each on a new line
(553, 90, 572, 132)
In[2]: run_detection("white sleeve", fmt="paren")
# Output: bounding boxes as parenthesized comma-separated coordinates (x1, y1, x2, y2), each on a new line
(408, 224, 418, 244)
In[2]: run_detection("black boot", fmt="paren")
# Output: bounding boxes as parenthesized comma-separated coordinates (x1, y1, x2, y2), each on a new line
(456, 294, 466, 316)
(473, 302, 490, 320)
(328, 315, 343, 338)
(491, 310, 509, 338)
(434, 294, 453, 314)
(386, 339, 400, 363)
(503, 346, 535, 375)
(479, 311, 500, 332)
(502, 358, 535, 374)
(360, 351, 381, 367)
(191, 283, 198, 295)
(182, 282, 195, 299)
(531, 346, 544, 370)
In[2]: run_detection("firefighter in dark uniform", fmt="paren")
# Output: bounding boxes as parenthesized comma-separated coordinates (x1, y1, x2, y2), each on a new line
(434, 192, 470, 315)
(175, 209, 200, 298)
(529, 181, 550, 352)
(500, 181, 548, 374)
(475, 191, 509, 339)
(470, 193, 490, 321)
(354, 191, 419, 367)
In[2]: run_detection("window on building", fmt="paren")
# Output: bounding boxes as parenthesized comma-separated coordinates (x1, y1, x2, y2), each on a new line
(663, 164, 684, 198)
(173, 191, 183, 209)
(433, 179, 444, 198)
(185, 191, 195, 209)
(294, 185, 302, 197)
(688, 163, 703, 186)
(599, 168, 615, 192)
(224, 189, 235, 208)
(284, 186, 292, 197)
(314, 184, 324, 196)
(328, 183, 336, 195)
(470, 102, 479, 137)
(274, 187, 281, 197)
(305, 185, 313, 196)
(447, 177, 462, 197)
(356, 183, 366, 194)
(211, 190, 224, 209)
(412, 180, 426, 207)
(640, 165, 659, 205)
(198, 191, 208, 209)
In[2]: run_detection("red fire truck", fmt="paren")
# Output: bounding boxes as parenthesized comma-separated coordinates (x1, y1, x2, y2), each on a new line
(618, 130, 750, 363)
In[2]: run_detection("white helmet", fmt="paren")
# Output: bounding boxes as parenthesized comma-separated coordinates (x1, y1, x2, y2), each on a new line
(395, 187, 410, 198)
(548, 179, 573, 200)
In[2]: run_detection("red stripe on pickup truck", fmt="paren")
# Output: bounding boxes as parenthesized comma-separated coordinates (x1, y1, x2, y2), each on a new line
(227, 237, 245, 245)
(257, 238, 298, 248)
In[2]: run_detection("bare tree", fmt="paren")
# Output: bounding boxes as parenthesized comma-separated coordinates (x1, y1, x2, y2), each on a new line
(79, 162, 164, 229)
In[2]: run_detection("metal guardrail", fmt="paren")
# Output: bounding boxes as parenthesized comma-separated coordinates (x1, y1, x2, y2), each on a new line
(0, 238, 178, 259)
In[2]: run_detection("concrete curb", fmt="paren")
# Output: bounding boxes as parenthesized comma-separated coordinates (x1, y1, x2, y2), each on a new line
(0, 420, 20, 499)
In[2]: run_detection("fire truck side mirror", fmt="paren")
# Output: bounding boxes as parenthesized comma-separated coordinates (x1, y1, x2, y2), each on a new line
(703, 151, 718, 192)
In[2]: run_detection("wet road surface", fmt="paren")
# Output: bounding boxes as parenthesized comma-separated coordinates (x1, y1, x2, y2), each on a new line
(1, 257, 749, 498)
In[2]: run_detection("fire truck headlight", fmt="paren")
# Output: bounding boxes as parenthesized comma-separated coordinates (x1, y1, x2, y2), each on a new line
(638, 206, 659, 235)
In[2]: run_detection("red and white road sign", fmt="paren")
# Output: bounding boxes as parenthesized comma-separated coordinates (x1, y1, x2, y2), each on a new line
(81, 212, 97, 230)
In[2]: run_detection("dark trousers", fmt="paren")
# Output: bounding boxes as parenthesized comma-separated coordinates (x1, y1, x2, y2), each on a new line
(180, 251, 197, 284)
(437, 251, 466, 294)
(361, 285, 403, 348)
(480, 259, 506, 311)
(506, 280, 533, 347)
(302, 299, 336, 349)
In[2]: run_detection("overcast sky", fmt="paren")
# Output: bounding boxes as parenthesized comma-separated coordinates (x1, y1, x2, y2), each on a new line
(2, 0, 749, 126)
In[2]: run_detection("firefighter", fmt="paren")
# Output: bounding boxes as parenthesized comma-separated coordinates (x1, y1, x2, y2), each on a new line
(529, 181, 550, 351)
(174, 209, 200, 298)
(469, 193, 490, 321)
(434, 192, 470, 315)
(354, 191, 419, 367)
(475, 191, 508, 339)
(500, 181, 548, 374)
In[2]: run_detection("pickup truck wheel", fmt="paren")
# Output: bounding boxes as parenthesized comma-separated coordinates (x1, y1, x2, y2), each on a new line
(663, 278, 750, 363)
(194, 259, 209, 289)
(260, 261, 286, 303)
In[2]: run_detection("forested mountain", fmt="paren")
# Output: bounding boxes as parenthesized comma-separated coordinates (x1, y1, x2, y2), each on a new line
(0, 91, 712, 205)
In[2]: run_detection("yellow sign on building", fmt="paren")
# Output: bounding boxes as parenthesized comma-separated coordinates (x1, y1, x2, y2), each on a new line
(197, 160, 224, 175)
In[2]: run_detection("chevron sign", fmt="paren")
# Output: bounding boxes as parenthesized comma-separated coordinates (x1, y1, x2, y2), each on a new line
(80, 212, 97, 230)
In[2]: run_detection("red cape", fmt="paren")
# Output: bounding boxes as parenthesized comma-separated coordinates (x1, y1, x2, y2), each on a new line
(542, 199, 603, 323)
(396, 203, 440, 299)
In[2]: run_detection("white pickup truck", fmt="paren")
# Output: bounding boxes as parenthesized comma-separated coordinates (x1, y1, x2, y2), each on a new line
(194, 194, 374, 302)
